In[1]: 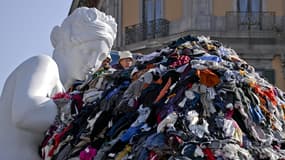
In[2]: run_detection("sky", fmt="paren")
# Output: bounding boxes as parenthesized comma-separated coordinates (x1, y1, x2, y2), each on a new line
(0, 1, 71, 93)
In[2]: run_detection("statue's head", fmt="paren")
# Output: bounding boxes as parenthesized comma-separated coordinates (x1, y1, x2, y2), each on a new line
(51, 7, 117, 82)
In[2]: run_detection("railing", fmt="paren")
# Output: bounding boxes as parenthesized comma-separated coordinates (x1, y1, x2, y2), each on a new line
(125, 18, 169, 45)
(226, 11, 275, 31)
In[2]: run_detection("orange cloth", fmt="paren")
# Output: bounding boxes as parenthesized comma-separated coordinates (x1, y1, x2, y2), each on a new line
(281, 104, 285, 120)
(154, 78, 172, 103)
(196, 69, 220, 87)
(253, 84, 277, 106)
(259, 97, 273, 120)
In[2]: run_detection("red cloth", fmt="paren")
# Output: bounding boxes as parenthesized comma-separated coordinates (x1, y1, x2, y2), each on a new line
(147, 151, 159, 160)
(48, 125, 72, 156)
(52, 92, 71, 100)
(253, 84, 277, 106)
(169, 55, 191, 68)
(72, 94, 84, 110)
(202, 147, 216, 160)
(225, 109, 234, 119)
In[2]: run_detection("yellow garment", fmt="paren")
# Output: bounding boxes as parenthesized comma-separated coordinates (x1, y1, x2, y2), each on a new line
(239, 70, 246, 76)
(205, 44, 217, 51)
(115, 144, 132, 160)
(233, 124, 243, 146)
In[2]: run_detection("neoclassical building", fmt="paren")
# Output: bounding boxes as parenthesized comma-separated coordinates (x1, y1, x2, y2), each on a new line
(69, 0, 285, 90)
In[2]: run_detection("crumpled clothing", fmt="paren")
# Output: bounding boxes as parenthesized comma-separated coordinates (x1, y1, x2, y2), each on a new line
(169, 55, 191, 68)
(221, 143, 253, 160)
(196, 69, 220, 87)
(83, 89, 103, 103)
(40, 34, 285, 160)
(79, 145, 97, 160)
(157, 112, 178, 133)
(188, 119, 209, 138)
(198, 54, 222, 63)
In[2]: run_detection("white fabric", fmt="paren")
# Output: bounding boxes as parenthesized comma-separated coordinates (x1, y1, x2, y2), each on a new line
(186, 110, 199, 126)
(137, 51, 161, 62)
(157, 112, 178, 133)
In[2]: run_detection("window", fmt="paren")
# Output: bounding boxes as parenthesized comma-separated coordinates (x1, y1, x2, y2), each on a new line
(143, 0, 163, 37)
(125, 0, 168, 44)
(238, 0, 261, 12)
(143, 0, 162, 22)
(237, 0, 262, 30)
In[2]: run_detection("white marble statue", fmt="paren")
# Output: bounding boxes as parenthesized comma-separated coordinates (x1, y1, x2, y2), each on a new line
(0, 7, 117, 160)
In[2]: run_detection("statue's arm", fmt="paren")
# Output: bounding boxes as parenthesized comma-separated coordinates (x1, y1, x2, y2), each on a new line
(11, 55, 64, 133)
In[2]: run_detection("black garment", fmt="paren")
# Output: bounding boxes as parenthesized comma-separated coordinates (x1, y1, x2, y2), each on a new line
(112, 63, 124, 70)
(90, 110, 113, 141)
(106, 111, 139, 139)
(139, 83, 162, 107)
(168, 35, 199, 49)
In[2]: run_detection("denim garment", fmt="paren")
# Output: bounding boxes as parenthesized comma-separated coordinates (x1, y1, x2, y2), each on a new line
(198, 54, 222, 63)
(249, 104, 265, 124)
(106, 111, 138, 139)
(181, 144, 204, 160)
(120, 123, 144, 142)
(144, 133, 166, 150)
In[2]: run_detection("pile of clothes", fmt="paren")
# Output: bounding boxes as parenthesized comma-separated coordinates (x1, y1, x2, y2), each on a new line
(39, 35, 285, 160)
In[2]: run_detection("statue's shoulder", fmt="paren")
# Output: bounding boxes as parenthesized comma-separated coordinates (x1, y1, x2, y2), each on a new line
(2, 55, 59, 97)
(15, 55, 58, 71)
(5, 55, 59, 83)
(23, 54, 56, 65)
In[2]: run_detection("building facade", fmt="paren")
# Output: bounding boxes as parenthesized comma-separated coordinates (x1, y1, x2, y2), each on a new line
(70, 0, 285, 90)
